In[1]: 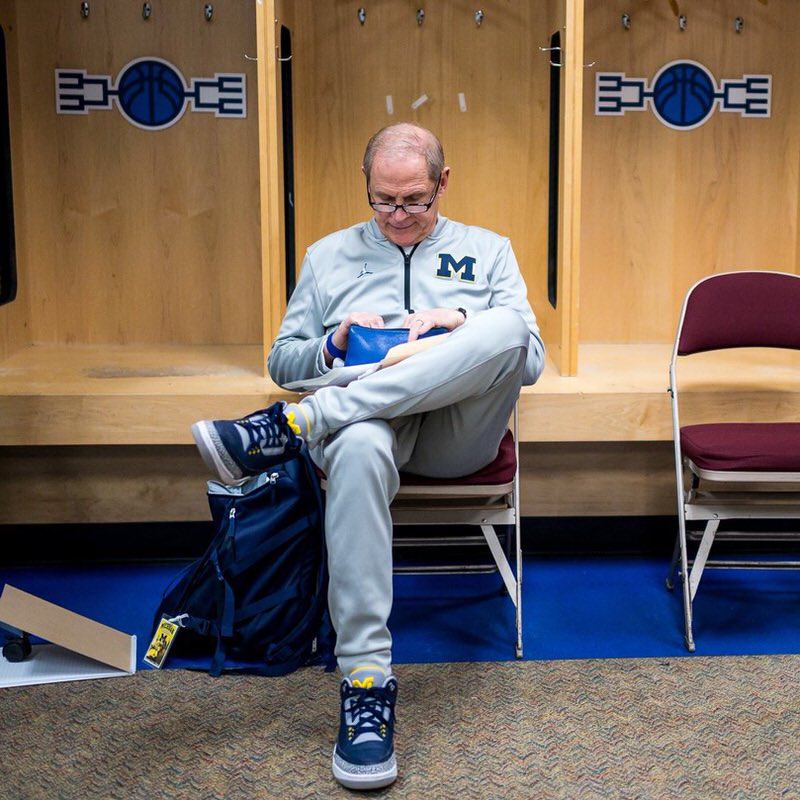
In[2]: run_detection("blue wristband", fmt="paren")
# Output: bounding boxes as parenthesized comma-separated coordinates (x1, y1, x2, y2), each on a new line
(326, 331, 347, 361)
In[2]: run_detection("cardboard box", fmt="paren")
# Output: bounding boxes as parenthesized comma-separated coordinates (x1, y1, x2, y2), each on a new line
(0, 584, 136, 688)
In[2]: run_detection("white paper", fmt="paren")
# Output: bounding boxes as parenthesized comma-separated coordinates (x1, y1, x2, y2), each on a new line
(0, 642, 136, 688)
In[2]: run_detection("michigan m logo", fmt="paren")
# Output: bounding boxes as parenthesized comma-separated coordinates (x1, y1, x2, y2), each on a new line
(436, 253, 476, 283)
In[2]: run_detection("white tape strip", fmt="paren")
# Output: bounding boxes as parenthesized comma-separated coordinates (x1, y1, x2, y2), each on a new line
(411, 93, 428, 110)
(458, 92, 467, 112)
(386, 95, 394, 115)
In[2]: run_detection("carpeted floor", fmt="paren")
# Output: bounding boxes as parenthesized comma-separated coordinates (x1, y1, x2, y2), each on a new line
(2, 654, 799, 799)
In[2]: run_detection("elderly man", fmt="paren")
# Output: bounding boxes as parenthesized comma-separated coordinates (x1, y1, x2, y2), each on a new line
(192, 122, 545, 790)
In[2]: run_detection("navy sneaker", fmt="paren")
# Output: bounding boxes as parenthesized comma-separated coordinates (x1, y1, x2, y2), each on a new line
(190, 402, 297, 483)
(332, 668, 398, 790)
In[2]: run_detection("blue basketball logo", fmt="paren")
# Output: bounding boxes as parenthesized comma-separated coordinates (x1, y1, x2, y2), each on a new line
(651, 61, 717, 130)
(595, 60, 771, 129)
(115, 58, 188, 130)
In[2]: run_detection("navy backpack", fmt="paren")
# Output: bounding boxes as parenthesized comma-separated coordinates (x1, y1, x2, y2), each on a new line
(149, 439, 335, 676)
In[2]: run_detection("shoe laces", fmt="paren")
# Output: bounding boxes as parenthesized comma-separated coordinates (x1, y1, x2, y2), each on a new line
(235, 410, 286, 451)
(343, 682, 396, 744)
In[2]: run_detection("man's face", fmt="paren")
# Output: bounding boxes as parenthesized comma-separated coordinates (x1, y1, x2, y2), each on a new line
(367, 154, 448, 248)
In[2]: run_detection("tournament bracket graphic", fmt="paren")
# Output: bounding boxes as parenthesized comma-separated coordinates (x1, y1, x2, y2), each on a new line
(595, 60, 771, 130)
(54, 56, 246, 130)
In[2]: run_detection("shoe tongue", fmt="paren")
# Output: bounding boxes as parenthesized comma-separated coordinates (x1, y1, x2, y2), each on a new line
(345, 666, 391, 746)
(348, 665, 388, 690)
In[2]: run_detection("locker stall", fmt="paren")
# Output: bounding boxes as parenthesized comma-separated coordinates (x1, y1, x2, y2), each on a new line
(581, 0, 800, 345)
(0, 0, 263, 356)
(258, 0, 582, 374)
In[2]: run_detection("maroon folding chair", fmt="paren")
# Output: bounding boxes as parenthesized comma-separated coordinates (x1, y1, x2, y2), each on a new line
(666, 271, 800, 651)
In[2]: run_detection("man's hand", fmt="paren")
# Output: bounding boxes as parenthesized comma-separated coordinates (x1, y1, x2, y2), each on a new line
(324, 312, 385, 366)
(403, 308, 466, 342)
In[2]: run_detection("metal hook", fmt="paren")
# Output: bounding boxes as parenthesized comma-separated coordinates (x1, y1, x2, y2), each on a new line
(142, 2, 151, 19)
(416, 8, 425, 26)
(539, 45, 594, 69)
(474, 10, 484, 27)
(734, 16, 744, 33)
(678, 14, 687, 31)
(80, 1, 89, 19)
(539, 45, 562, 68)
(204, 3, 213, 22)
(358, 7, 366, 25)
(621, 13, 631, 30)
(274, 17, 291, 61)
(244, 54, 257, 62)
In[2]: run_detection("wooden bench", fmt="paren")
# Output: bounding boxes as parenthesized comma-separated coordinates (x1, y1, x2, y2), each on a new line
(1, 343, 798, 524)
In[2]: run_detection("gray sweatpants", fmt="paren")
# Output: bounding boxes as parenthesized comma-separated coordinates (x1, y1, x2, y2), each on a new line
(304, 307, 530, 675)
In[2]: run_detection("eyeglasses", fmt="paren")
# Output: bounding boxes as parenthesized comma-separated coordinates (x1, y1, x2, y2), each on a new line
(366, 174, 442, 214)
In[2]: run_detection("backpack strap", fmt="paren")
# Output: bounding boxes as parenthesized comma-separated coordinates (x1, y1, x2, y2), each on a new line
(208, 546, 235, 677)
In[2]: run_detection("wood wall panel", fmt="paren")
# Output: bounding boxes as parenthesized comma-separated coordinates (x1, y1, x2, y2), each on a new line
(580, 0, 800, 344)
(8, 0, 261, 346)
(520, 441, 675, 517)
(0, 441, 677, 524)
(0, 445, 210, 524)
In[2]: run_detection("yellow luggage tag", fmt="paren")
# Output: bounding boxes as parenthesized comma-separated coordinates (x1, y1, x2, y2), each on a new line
(144, 614, 187, 669)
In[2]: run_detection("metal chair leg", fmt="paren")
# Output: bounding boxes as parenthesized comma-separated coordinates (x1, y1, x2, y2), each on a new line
(665, 534, 681, 590)
(678, 519, 696, 652)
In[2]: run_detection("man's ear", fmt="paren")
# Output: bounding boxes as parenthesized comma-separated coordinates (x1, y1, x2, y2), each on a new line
(439, 167, 451, 194)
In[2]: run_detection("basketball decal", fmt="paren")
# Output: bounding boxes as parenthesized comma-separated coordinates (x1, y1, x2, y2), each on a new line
(651, 61, 716, 129)
(595, 60, 771, 130)
(115, 59, 188, 129)
(55, 57, 246, 130)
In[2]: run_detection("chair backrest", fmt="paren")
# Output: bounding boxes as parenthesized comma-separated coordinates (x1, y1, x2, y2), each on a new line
(677, 271, 800, 356)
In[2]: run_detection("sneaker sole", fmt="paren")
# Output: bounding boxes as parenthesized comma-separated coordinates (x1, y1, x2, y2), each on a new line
(190, 421, 241, 484)
(331, 747, 397, 791)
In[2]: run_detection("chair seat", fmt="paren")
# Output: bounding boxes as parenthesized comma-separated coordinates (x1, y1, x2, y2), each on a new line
(398, 430, 516, 487)
(681, 422, 800, 472)
(315, 430, 516, 488)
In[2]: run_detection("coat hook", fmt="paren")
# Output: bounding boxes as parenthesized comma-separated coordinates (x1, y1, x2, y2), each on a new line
(204, 4, 213, 22)
(474, 9, 484, 27)
(678, 14, 687, 31)
(416, 8, 425, 26)
(539, 43, 594, 69)
(734, 16, 744, 33)
(621, 13, 631, 30)
(274, 17, 291, 61)
(142, 2, 151, 19)
(357, 7, 366, 25)
(80, 1, 89, 19)
(539, 45, 561, 68)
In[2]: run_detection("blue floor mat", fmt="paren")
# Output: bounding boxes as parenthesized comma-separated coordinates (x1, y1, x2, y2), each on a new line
(3, 556, 800, 668)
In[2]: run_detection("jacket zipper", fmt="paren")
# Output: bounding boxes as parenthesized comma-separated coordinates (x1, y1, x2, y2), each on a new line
(397, 243, 420, 313)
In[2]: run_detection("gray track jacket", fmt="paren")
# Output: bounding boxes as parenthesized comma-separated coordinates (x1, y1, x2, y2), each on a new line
(268, 215, 545, 387)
